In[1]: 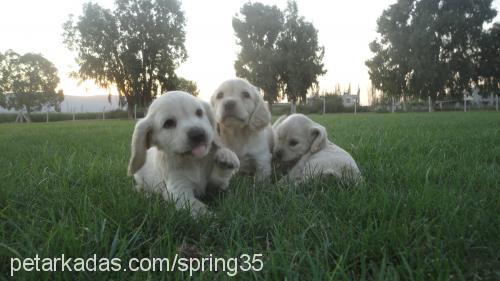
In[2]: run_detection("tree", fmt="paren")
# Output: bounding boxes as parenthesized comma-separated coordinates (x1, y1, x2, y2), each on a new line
(366, 0, 497, 101)
(0, 50, 64, 122)
(438, 0, 496, 96)
(233, 2, 284, 110)
(278, 0, 326, 112)
(171, 77, 199, 96)
(368, 82, 378, 106)
(476, 22, 500, 95)
(0, 51, 9, 108)
(334, 83, 341, 95)
(366, 0, 413, 101)
(63, 0, 187, 118)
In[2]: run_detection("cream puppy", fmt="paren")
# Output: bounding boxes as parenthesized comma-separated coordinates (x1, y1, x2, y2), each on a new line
(128, 91, 240, 216)
(211, 78, 273, 181)
(273, 114, 361, 183)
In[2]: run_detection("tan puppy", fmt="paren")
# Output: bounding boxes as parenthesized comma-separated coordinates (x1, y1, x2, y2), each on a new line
(128, 91, 240, 216)
(211, 78, 273, 181)
(273, 114, 361, 183)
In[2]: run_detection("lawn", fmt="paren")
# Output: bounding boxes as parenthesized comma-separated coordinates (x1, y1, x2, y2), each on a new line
(0, 112, 499, 280)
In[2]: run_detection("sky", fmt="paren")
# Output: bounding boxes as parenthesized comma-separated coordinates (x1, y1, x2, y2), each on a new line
(0, 0, 499, 105)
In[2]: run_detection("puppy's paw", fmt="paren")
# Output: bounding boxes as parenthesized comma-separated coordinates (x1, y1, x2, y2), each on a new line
(215, 148, 240, 170)
(190, 203, 210, 218)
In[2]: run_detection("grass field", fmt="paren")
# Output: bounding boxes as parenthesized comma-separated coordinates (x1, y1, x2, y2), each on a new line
(1, 112, 499, 280)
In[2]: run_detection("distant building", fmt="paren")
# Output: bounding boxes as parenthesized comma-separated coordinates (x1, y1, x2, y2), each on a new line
(341, 92, 359, 107)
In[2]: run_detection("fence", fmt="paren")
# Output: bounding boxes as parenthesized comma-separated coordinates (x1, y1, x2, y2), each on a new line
(1, 96, 498, 123)
(373, 96, 499, 113)
(0, 109, 147, 124)
(270, 94, 499, 115)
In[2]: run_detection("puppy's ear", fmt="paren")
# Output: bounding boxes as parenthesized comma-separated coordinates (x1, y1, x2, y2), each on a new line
(249, 90, 271, 131)
(128, 118, 153, 176)
(272, 114, 288, 128)
(309, 125, 327, 154)
(210, 91, 217, 107)
(201, 100, 216, 129)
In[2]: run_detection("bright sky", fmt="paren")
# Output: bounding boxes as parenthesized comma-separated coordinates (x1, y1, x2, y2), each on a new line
(1, 0, 499, 105)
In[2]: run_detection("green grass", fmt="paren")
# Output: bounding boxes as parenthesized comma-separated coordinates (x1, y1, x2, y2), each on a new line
(0, 112, 499, 280)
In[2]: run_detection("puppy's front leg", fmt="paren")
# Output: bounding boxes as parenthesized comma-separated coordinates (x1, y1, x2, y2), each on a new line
(255, 152, 272, 182)
(279, 153, 312, 185)
(208, 148, 240, 191)
(163, 181, 208, 217)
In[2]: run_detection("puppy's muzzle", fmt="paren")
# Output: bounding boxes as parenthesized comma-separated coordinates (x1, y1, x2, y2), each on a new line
(187, 127, 206, 146)
(275, 149, 284, 160)
(221, 100, 245, 123)
(222, 100, 240, 118)
(224, 100, 236, 111)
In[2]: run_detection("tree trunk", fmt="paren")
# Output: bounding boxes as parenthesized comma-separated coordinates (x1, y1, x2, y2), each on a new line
(15, 112, 23, 123)
(127, 103, 134, 119)
(124, 95, 135, 119)
(290, 99, 297, 113)
(25, 106, 32, 122)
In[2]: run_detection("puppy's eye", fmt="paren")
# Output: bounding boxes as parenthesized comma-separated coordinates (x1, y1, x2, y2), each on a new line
(163, 118, 176, 129)
(289, 139, 298, 146)
(195, 108, 203, 117)
(216, 91, 224, 99)
(242, 91, 250, 98)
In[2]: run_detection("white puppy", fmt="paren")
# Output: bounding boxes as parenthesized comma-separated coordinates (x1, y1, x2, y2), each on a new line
(273, 114, 361, 183)
(128, 91, 240, 216)
(211, 78, 273, 181)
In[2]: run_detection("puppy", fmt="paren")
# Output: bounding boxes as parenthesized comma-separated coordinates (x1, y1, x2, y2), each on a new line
(273, 114, 361, 183)
(128, 91, 240, 216)
(211, 78, 273, 181)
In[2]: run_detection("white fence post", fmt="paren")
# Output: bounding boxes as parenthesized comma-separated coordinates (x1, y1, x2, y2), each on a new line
(134, 104, 137, 120)
(354, 98, 357, 115)
(496, 94, 499, 112)
(102, 107, 105, 120)
(428, 96, 431, 113)
(391, 97, 394, 113)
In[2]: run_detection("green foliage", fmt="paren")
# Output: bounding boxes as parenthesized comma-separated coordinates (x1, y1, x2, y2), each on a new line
(477, 23, 500, 95)
(278, 1, 326, 104)
(366, 0, 497, 100)
(325, 94, 346, 113)
(170, 77, 199, 96)
(1, 113, 499, 279)
(295, 95, 346, 114)
(233, 2, 284, 105)
(0, 50, 64, 117)
(63, 0, 187, 116)
(233, 0, 325, 106)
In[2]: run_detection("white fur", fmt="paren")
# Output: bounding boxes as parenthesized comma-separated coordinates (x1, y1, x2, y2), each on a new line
(211, 78, 273, 181)
(273, 114, 361, 183)
(128, 91, 240, 216)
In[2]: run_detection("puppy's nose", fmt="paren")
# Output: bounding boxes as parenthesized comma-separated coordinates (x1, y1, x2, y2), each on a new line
(224, 100, 236, 111)
(275, 149, 283, 160)
(187, 127, 206, 144)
